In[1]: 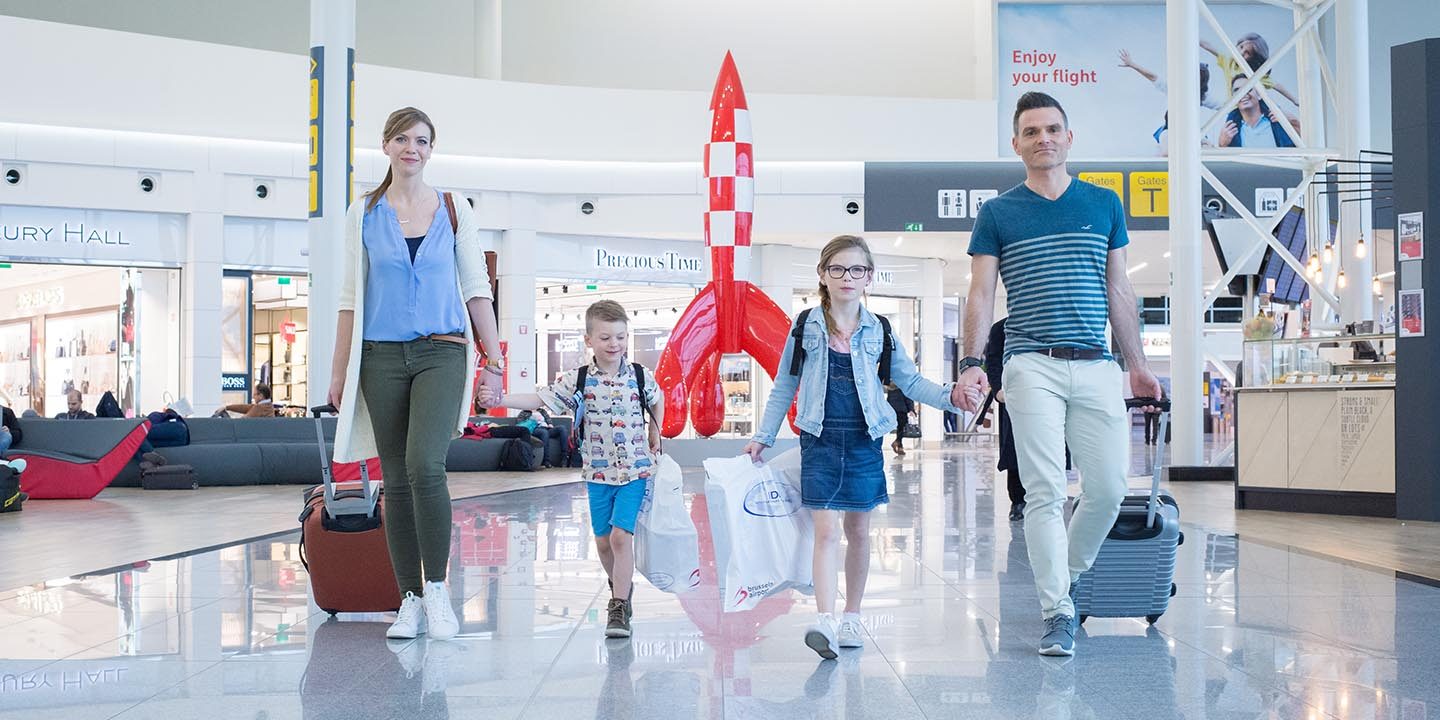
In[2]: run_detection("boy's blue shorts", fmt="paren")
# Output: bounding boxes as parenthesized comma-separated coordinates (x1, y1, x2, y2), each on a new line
(588, 479, 647, 537)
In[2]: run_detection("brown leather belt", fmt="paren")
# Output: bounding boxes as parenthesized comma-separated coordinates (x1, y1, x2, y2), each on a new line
(1031, 346, 1106, 361)
(425, 333, 468, 345)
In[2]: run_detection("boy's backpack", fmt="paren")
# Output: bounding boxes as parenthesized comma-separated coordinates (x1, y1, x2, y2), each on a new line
(569, 362, 650, 448)
(787, 308, 894, 383)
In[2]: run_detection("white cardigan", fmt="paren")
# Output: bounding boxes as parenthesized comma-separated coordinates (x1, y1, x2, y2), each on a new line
(332, 192, 492, 463)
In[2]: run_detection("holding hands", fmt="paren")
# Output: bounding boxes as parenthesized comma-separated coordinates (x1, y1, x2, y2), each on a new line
(954, 367, 989, 413)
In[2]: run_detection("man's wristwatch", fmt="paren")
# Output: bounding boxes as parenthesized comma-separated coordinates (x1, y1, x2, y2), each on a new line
(958, 356, 984, 373)
(482, 358, 505, 376)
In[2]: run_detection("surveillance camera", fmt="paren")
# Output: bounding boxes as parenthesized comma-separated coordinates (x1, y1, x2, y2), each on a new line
(3, 168, 18, 185)
(139, 175, 156, 193)
(580, 200, 596, 215)
(255, 183, 270, 199)
(845, 200, 861, 215)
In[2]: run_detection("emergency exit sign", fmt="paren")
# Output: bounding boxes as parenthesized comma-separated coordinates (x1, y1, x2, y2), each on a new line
(904, 223, 924, 232)
(277, 276, 292, 285)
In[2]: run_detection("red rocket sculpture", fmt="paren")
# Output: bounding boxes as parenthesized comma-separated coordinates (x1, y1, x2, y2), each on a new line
(657, 52, 795, 438)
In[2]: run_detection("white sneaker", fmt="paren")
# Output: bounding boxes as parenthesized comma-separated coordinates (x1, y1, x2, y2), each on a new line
(837, 615, 865, 649)
(387, 592, 426, 639)
(804, 613, 839, 660)
(422, 581, 459, 640)
(3, 458, 25, 474)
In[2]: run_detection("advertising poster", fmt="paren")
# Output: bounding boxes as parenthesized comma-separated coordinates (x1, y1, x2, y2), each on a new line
(1399, 212, 1425, 261)
(997, 2, 1300, 158)
(1400, 289, 1425, 338)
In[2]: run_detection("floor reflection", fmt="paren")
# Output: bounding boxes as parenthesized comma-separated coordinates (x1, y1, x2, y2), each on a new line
(1, 439, 1437, 719)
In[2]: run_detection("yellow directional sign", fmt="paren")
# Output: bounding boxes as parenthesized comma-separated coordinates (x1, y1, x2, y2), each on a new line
(1129, 171, 1169, 217)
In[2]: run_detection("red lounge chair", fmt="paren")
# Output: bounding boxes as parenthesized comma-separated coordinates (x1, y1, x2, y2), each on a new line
(11, 418, 151, 499)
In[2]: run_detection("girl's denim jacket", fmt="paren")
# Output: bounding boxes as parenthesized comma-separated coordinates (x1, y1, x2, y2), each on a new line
(752, 306, 961, 447)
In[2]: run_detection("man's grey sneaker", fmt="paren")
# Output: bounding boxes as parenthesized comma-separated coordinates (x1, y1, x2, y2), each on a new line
(1039, 614, 1076, 656)
(837, 617, 865, 649)
(605, 598, 632, 639)
(804, 615, 839, 660)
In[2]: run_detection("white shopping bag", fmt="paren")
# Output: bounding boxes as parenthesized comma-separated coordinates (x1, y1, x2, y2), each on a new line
(635, 455, 701, 593)
(703, 449, 813, 613)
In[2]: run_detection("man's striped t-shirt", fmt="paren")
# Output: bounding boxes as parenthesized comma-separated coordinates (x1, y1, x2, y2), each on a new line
(967, 179, 1129, 361)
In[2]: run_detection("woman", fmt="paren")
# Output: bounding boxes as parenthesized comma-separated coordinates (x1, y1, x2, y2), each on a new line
(328, 106, 504, 642)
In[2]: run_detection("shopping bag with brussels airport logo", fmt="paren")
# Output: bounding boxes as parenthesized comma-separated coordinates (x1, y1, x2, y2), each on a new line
(635, 455, 701, 593)
(703, 449, 813, 613)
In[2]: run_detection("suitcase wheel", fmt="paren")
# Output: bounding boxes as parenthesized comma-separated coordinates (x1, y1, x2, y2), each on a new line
(1146, 614, 1161, 625)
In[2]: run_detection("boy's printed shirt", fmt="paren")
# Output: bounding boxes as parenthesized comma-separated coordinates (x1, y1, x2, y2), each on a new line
(537, 357, 660, 487)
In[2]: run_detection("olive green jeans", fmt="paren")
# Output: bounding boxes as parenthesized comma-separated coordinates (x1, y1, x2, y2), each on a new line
(359, 337, 466, 595)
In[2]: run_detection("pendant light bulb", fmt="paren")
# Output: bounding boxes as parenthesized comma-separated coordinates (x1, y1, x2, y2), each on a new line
(1373, 277, 1383, 296)
(1337, 269, 1348, 289)
(1356, 235, 1368, 259)
(1323, 243, 1334, 265)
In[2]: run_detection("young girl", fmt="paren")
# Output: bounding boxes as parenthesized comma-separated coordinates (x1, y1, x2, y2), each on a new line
(743, 235, 968, 660)
(328, 106, 505, 642)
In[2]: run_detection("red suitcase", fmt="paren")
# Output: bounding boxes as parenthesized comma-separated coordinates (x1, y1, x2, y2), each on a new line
(298, 405, 401, 615)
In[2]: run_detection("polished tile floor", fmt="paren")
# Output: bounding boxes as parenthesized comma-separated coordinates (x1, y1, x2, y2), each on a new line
(3, 437, 1438, 719)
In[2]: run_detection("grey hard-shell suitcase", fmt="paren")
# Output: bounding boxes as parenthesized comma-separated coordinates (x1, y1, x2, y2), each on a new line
(1072, 397, 1183, 625)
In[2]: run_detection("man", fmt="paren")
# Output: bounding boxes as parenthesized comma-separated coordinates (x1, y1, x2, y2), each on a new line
(55, 390, 95, 420)
(1219, 74, 1300, 149)
(215, 383, 278, 418)
(956, 92, 1163, 657)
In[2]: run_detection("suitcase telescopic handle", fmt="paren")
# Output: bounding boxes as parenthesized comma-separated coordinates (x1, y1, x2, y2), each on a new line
(310, 404, 377, 519)
(1125, 397, 1170, 527)
(1125, 397, 1171, 412)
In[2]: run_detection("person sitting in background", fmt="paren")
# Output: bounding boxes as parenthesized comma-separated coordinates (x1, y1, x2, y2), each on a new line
(1, 403, 26, 474)
(214, 383, 278, 418)
(55, 390, 95, 420)
(517, 407, 565, 468)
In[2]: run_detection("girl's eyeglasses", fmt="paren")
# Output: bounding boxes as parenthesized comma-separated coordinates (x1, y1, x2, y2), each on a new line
(824, 265, 873, 280)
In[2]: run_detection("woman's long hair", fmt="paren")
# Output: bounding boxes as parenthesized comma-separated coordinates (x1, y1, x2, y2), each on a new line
(363, 107, 436, 213)
(816, 235, 876, 336)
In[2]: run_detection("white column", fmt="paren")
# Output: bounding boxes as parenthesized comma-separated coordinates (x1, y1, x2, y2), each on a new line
(755, 244, 796, 437)
(475, 0, 503, 80)
(1338, 0, 1373, 322)
(1298, 4, 1336, 323)
(183, 201, 224, 414)
(499, 229, 538, 406)
(919, 259, 945, 448)
(306, 0, 355, 411)
(1167, 0, 1204, 465)
(137, 268, 177, 413)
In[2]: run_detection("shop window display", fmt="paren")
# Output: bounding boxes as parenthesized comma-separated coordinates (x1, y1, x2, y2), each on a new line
(0, 320, 32, 408)
(44, 309, 119, 417)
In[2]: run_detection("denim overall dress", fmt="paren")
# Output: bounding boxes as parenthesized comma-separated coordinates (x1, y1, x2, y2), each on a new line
(797, 349, 887, 511)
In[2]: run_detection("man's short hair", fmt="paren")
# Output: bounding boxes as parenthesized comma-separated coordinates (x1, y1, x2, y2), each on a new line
(255, 383, 272, 401)
(1012, 91, 1069, 136)
(67, 390, 82, 403)
(585, 300, 630, 333)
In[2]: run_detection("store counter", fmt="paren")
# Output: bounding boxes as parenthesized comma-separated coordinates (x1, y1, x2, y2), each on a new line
(1236, 335, 1396, 517)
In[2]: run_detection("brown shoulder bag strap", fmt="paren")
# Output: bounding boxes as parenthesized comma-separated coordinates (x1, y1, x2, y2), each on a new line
(443, 192, 458, 234)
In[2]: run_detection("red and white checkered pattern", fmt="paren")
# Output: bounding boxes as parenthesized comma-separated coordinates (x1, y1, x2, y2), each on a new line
(705, 53, 754, 256)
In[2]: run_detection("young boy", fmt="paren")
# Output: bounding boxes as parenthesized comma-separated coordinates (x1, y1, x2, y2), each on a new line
(480, 300, 662, 639)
